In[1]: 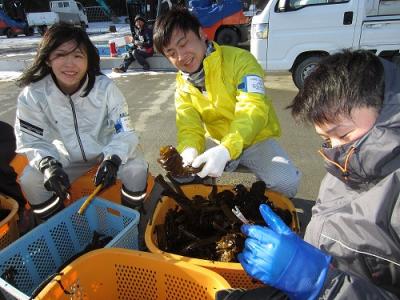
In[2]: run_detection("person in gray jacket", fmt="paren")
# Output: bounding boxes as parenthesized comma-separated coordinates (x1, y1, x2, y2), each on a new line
(15, 24, 148, 223)
(218, 50, 400, 299)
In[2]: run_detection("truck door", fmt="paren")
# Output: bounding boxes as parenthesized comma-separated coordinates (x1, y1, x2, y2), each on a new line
(266, 0, 359, 71)
(359, 0, 400, 56)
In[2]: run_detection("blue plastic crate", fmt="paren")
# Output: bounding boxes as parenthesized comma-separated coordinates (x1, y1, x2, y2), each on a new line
(96, 44, 127, 57)
(0, 198, 139, 300)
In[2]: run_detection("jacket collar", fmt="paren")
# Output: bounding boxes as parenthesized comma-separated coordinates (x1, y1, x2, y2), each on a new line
(48, 73, 89, 98)
(203, 41, 221, 72)
(177, 42, 222, 93)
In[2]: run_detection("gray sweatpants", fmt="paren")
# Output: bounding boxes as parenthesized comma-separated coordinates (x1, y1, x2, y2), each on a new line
(224, 139, 301, 198)
(19, 151, 148, 206)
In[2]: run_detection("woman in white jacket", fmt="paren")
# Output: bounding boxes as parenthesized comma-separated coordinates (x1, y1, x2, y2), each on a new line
(15, 23, 148, 223)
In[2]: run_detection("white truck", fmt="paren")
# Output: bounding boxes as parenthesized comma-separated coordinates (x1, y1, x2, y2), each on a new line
(251, 0, 400, 88)
(26, 0, 88, 35)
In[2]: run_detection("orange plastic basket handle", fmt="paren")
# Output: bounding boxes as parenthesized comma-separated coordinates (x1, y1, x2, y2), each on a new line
(0, 223, 9, 238)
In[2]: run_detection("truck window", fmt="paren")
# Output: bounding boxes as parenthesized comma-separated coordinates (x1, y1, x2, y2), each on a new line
(63, 2, 70, 8)
(57, 2, 63, 8)
(378, 0, 400, 15)
(288, 0, 348, 10)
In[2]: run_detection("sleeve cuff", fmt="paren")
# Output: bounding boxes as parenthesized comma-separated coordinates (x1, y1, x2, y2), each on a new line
(221, 134, 244, 160)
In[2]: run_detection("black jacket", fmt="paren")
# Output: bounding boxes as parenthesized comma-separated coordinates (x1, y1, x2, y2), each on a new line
(132, 26, 153, 54)
(0, 121, 25, 208)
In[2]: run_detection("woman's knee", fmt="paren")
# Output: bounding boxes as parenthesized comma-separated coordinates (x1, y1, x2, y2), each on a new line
(19, 165, 54, 205)
(119, 158, 148, 191)
(19, 165, 43, 189)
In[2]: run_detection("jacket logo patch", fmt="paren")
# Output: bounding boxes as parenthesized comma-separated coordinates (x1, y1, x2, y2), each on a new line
(115, 115, 134, 133)
(19, 119, 43, 136)
(238, 75, 265, 94)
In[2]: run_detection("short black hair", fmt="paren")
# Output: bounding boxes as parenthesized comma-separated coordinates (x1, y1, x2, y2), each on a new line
(153, 7, 201, 55)
(288, 50, 385, 125)
(17, 23, 101, 96)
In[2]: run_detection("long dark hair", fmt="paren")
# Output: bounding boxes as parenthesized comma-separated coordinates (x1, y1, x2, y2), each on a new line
(17, 23, 101, 96)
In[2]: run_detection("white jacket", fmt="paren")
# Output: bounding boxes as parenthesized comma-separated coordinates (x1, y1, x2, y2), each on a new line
(15, 74, 139, 170)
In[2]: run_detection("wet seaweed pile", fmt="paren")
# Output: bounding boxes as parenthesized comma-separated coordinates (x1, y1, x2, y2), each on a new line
(154, 175, 292, 262)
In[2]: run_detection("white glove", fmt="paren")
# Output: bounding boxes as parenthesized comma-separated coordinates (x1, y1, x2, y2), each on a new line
(192, 145, 230, 178)
(180, 147, 198, 167)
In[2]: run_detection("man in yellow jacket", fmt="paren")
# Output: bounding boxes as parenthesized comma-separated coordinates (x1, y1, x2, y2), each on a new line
(153, 7, 300, 198)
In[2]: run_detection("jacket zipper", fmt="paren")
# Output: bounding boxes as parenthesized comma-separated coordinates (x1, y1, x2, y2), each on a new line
(68, 95, 87, 161)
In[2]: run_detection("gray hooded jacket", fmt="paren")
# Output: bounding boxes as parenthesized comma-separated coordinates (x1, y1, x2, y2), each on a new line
(15, 74, 139, 170)
(304, 60, 400, 298)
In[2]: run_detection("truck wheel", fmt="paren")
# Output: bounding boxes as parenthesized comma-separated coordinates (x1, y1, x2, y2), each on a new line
(6, 28, 15, 38)
(38, 26, 47, 36)
(216, 28, 239, 46)
(292, 56, 322, 89)
(24, 27, 34, 36)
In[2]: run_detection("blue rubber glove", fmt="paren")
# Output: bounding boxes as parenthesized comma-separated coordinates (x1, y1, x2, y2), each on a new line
(238, 204, 331, 300)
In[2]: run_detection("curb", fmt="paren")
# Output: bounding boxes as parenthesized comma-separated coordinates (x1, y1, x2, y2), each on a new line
(101, 55, 176, 71)
(0, 55, 176, 72)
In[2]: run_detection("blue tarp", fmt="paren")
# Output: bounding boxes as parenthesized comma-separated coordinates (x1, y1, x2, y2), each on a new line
(0, 9, 26, 29)
(189, 0, 243, 28)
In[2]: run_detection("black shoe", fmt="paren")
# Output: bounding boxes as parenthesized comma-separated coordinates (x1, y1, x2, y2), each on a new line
(143, 63, 150, 71)
(112, 67, 126, 73)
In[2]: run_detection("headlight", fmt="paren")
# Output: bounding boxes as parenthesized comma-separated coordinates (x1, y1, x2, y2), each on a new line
(251, 23, 268, 39)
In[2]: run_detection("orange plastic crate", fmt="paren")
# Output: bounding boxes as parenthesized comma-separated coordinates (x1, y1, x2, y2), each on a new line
(145, 184, 300, 289)
(36, 248, 231, 300)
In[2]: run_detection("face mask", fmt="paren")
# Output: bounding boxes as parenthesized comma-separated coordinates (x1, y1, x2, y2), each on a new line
(318, 138, 368, 189)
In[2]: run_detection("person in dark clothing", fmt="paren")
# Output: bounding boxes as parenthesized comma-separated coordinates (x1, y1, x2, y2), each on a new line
(0, 121, 33, 234)
(217, 50, 400, 299)
(113, 15, 153, 72)
(0, 121, 26, 209)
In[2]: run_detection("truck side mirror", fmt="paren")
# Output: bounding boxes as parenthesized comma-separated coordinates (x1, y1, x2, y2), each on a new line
(277, 0, 287, 12)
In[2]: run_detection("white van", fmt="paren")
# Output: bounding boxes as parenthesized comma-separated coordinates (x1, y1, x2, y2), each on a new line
(50, 0, 88, 28)
(251, 0, 400, 88)
(26, 1, 88, 35)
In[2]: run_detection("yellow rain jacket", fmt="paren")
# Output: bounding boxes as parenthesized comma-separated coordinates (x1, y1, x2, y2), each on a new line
(175, 42, 281, 160)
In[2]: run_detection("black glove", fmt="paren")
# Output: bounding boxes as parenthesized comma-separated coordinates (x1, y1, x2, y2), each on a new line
(94, 154, 122, 189)
(39, 156, 71, 201)
(134, 39, 142, 47)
